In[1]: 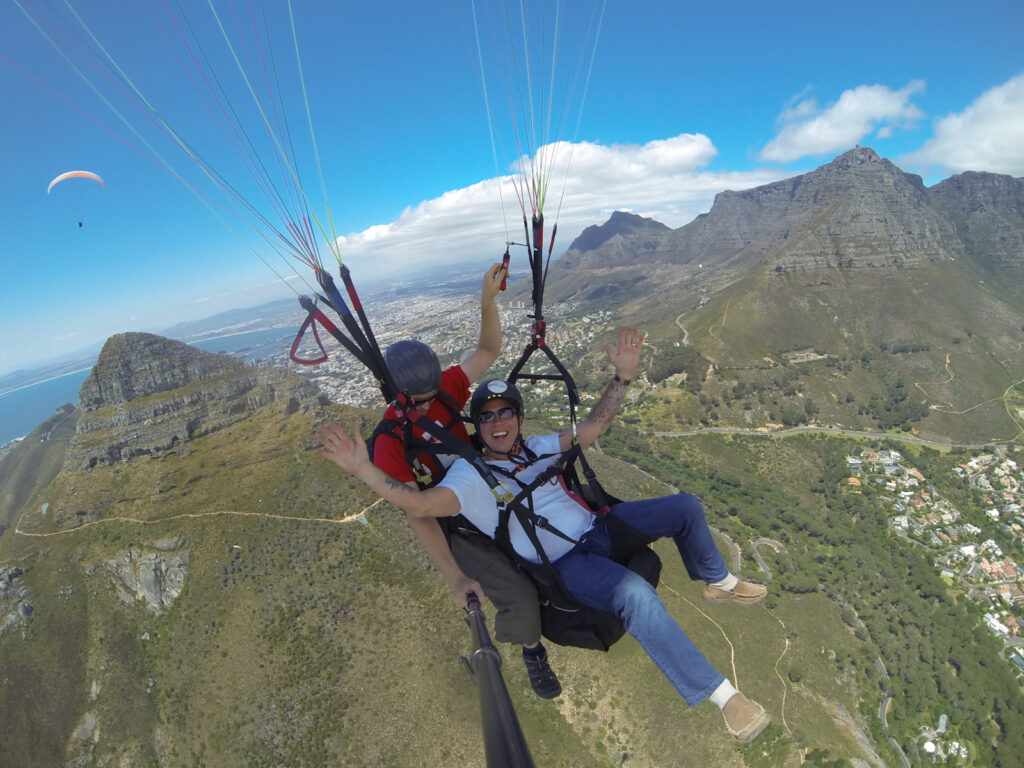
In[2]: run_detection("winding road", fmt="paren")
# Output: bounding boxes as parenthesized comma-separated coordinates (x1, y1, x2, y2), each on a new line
(648, 423, 1020, 451)
(752, 538, 785, 580)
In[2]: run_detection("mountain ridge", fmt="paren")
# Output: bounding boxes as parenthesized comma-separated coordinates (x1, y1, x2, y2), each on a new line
(550, 146, 1024, 299)
(537, 147, 1024, 450)
(567, 210, 672, 254)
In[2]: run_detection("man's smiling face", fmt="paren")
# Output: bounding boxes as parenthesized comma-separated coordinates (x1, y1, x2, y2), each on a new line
(478, 399, 521, 454)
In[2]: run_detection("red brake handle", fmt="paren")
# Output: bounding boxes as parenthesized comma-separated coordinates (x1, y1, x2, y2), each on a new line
(290, 312, 329, 365)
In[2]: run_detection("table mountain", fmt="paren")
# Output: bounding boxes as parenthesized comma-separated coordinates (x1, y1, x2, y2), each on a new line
(546, 146, 1024, 305)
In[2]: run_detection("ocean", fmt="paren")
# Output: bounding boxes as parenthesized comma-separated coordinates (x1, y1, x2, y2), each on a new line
(0, 369, 92, 447)
(0, 326, 296, 447)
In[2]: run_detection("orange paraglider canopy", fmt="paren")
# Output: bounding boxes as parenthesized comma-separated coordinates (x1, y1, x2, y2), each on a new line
(47, 170, 104, 194)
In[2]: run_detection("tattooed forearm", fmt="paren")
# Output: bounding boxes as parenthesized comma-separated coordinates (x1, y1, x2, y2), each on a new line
(585, 377, 627, 432)
(384, 475, 411, 493)
(371, 467, 456, 519)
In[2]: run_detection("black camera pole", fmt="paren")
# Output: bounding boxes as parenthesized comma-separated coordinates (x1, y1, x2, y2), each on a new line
(461, 596, 537, 768)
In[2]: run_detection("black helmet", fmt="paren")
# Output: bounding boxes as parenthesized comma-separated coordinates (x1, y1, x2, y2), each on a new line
(470, 379, 524, 425)
(384, 340, 441, 395)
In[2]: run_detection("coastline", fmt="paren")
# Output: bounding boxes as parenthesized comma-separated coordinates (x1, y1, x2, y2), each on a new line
(0, 367, 94, 398)
(0, 324, 296, 398)
(0, 326, 296, 447)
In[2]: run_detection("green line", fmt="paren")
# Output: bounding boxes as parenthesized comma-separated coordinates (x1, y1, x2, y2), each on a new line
(287, 0, 341, 265)
(204, 0, 334, 267)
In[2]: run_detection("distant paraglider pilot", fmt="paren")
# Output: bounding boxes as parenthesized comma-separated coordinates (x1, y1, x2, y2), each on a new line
(47, 170, 104, 230)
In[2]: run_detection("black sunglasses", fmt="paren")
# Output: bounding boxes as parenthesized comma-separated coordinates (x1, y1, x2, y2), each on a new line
(411, 392, 438, 407)
(478, 406, 517, 424)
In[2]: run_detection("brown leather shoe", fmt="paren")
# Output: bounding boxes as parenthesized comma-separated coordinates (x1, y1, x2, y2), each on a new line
(722, 692, 771, 743)
(702, 580, 767, 606)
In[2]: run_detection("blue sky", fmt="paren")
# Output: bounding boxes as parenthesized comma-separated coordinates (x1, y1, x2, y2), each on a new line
(1, 0, 1022, 377)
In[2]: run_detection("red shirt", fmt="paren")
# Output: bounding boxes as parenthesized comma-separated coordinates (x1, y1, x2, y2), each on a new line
(372, 365, 472, 485)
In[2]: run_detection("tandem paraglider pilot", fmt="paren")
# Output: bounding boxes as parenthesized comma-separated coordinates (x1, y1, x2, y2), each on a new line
(317, 325, 773, 744)
(365, 262, 562, 700)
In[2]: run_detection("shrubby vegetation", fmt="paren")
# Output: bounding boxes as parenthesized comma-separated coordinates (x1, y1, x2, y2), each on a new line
(604, 428, 1024, 766)
(646, 344, 710, 392)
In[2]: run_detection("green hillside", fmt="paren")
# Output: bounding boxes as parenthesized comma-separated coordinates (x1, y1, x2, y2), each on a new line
(2, 396, 925, 767)
(554, 259, 1024, 447)
(0, 404, 77, 531)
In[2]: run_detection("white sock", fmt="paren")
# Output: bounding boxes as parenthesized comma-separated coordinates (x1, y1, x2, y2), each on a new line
(710, 573, 738, 591)
(709, 679, 738, 710)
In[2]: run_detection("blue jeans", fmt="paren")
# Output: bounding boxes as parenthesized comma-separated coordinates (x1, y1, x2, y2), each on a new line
(552, 494, 728, 706)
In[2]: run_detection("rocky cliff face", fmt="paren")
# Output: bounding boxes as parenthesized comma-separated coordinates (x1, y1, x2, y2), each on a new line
(927, 171, 1024, 271)
(551, 147, 1023, 287)
(559, 211, 671, 267)
(665, 147, 965, 271)
(104, 535, 190, 614)
(0, 566, 32, 637)
(69, 333, 327, 469)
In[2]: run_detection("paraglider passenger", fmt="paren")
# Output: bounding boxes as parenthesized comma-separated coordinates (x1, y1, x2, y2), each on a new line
(317, 326, 772, 743)
(368, 262, 562, 699)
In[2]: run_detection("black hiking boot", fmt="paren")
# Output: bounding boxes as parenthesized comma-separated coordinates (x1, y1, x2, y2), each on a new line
(523, 646, 561, 699)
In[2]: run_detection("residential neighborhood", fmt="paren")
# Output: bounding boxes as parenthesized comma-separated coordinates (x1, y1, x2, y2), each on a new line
(849, 448, 1024, 684)
(271, 289, 613, 417)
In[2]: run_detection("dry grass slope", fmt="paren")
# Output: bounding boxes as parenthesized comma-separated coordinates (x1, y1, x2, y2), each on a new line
(0, 398, 896, 767)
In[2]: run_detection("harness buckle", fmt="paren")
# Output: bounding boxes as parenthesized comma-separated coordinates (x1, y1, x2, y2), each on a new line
(490, 485, 515, 505)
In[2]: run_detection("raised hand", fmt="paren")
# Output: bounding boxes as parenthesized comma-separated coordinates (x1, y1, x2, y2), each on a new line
(604, 325, 644, 381)
(481, 261, 509, 302)
(315, 421, 369, 476)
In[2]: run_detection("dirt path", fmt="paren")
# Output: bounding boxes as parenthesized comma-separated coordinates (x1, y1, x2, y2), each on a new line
(14, 499, 384, 538)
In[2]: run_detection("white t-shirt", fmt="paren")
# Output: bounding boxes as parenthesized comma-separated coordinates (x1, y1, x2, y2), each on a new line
(439, 434, 597, 564)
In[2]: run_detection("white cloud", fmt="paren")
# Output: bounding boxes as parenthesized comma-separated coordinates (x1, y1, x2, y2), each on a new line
(336, 134, 791, 275)
(901, 72, 1024, 177)
(760, 81, 926, 163)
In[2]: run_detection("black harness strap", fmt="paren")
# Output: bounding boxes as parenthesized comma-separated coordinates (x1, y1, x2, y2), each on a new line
(498, 461, 579, 544)
(382, 392, 513, 504)
(478, 442, 607, 612)
(395, 391, 467, 487)
(368, 391, 494, 538)
(370, 392, 469, 478)
(491, 447, 584, 545)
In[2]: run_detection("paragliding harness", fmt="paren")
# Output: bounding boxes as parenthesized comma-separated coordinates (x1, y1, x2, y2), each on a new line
(365, 382, 662, 652)
(482, 438, 662, 652)
(363, 391, 537, 565)
(365, 388, 661, 652)
(364, 391, 514, 534)
(461, 213, 661, 651)
(366, 389, 468, 489)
